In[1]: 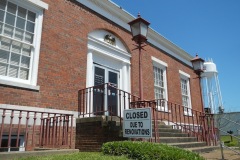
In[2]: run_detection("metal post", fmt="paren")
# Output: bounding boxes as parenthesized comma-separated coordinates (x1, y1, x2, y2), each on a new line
(139, 43, 143, 100)
(217, 114, 225, 160)
(198, 75, 204, 113)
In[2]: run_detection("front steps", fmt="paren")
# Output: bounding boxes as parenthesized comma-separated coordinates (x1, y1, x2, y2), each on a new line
(155, 123, 218, 153)
(76, 116, 217, 153)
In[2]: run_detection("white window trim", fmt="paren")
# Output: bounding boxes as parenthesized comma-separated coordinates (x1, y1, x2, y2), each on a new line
(26, 0, 48, 9)
(152, 56, 168, 112)
(179, 70, 193, 116)
(152, 56, 168, 67)
(0, 0, 48, 90)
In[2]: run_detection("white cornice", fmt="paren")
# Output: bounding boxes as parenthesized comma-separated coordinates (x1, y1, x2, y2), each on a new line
(76, 0, 193, 67)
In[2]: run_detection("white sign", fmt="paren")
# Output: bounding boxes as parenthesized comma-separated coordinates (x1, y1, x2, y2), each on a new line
(123, 108, 152, 138)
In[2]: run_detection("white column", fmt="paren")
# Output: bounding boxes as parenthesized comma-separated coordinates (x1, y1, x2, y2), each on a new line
(86, 50, 93, 116)
(86, 50, 93, 87)
(122, 62, 127, 91)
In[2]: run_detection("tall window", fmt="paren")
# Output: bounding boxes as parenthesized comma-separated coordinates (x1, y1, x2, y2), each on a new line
(181, 79, 189, 108)
(152, 56, 168, 111)
(154, 66, 165, 100)
(0, 0, 47, 89)
(179, 70, 192, 114)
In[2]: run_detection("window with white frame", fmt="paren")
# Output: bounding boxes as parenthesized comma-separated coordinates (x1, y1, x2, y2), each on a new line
(0, 0, 47, 90)
(152, 56, 168, 111)
(154, 66, 165, 99)
(179, 70, 192, 114)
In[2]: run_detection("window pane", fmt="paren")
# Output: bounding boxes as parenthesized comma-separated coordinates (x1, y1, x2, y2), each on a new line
(18, 7, 27, 19)
(9, 65, 18, 78)
(14, 28, 24, 41)
(12, 41, 21, 53)
(7, 2, 17, 14)
(0, 10, 4, 22)
(16, 17, 25, 29)
(22, 44, 31, 56)
(24, 32, 33, 44)
(27, 11, 35, 22)
(21, 56, 30, 68)
(10, 53, 20, 65)
(0, 62, 8, 76)
(0, 49, 9, 63)
(26, 21, 34, 33)
(0, 0, 7, 10)
(3, 24, 14, 37)
(5, 13, 15, 26)
(20, 68, 28, 80)
(1, 38, 11, 51)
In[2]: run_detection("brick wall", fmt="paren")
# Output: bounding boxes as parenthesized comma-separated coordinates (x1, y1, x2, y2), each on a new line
(0, 0, 202, 112)
(75, 117, 127, 151)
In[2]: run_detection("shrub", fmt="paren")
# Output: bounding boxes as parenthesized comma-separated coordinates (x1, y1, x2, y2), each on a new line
(102, 141, 204, 160)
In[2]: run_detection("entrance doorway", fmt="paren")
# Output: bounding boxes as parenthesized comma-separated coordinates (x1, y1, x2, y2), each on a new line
(93, 64, 119, 116)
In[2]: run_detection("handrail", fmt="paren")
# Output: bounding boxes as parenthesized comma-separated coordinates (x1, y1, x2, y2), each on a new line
(0, 107, 74, 152)
(78, 83, 139, 126)
(78, 84, 217, 146)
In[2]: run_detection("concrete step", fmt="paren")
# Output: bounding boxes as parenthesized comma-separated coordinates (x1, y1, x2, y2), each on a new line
(155, 128, 182, 133)
(152, 122, 218, 154)
(186, 146, 219, 153)
(159, 137, 197, 143)
(152, 124, 173, 129)
(154, 132, 189, 137)
(169, 142, 207, 148)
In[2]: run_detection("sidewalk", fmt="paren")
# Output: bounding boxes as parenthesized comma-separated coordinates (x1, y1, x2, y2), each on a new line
(200, 149, 240, 160)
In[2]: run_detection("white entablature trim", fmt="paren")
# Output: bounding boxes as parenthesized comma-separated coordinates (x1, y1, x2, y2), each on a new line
(77, 0, 193, 67)
(88, 36, 131, 64)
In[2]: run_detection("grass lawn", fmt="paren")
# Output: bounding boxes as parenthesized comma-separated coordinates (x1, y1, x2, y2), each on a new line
(221, 135, 240, 147)
(19, 152, 129, 160)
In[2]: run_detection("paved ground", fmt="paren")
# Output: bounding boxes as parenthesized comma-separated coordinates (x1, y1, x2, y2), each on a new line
(200, 149, 240, 160)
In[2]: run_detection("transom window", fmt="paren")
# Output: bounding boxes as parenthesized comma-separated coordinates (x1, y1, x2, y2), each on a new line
(0, 0, 35, 80)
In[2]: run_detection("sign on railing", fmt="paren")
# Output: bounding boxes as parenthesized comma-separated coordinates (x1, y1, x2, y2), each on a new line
(123, 108, 152, 138)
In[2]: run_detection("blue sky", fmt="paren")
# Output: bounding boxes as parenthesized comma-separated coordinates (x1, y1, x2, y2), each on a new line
(111, 0, 240, 112)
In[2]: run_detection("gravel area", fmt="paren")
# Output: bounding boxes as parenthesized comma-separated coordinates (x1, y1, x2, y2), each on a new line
(200, 148, 240, 160)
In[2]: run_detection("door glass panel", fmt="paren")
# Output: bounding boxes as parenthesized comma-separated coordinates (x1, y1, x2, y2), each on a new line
(93, 66, 105, 115)
(94, 67, 104, 86)
(108, 71, 118, 116)
(109, 71, 117, 86)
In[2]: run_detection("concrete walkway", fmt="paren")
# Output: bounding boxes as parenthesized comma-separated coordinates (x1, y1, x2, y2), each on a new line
(200, 149, 240, 160)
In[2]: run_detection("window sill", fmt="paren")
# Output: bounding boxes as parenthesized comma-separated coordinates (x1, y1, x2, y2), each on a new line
(0, 79, 40, 91)
(184, 112, 193, 117)
(156, 106, 170, 113)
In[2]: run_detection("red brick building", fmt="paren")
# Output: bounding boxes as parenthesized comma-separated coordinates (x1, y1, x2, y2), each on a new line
(0, 0, 206, 152)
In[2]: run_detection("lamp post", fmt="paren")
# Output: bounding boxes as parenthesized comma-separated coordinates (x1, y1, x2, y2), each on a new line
(128, 13, 150, 100)
(191, 54, 205, 112)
